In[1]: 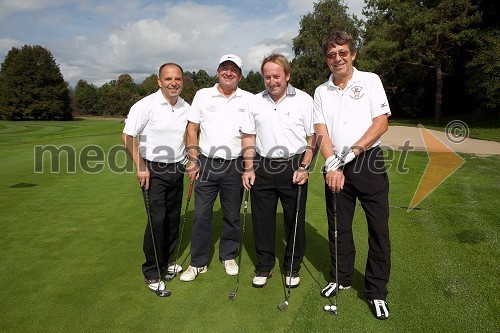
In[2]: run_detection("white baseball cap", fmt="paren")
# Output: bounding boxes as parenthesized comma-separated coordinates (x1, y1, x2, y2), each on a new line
(218, 54, 242, 69)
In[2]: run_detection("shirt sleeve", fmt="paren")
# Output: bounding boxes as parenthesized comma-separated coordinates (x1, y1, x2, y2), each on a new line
(240, 94, 257, 135)
(303, 95, 315, 136)
(187, 91, 202, 124)
(313, 86, 327, 125)
(369, 74, 391, 119)
(123, 101, 148, 137)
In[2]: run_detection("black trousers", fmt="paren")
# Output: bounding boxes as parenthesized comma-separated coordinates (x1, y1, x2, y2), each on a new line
(189, 155, 244, 267)
(142, 160, 185, 280)
(324, 146, 390, 300)
(251, 154, 307, 272)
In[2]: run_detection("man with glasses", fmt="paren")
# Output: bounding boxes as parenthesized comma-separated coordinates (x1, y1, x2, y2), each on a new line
(180, 54, 253, 282)
(313, 31, 392, 320)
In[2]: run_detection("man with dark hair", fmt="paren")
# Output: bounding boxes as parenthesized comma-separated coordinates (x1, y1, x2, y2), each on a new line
(314, 31, 392, 320)
(122, 63, 189, 294)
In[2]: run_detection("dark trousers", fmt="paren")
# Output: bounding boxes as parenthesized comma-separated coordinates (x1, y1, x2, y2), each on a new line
(251, 155, 307, 272)
(189, 155, 244, 267)
(324, 147, 390, 300)
(142, 160, 185, 280)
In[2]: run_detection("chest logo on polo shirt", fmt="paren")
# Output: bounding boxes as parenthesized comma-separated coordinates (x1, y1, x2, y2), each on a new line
(207, 105, 217, 112)
(350, 86, 364, 99)
(238, 108, 246, 112)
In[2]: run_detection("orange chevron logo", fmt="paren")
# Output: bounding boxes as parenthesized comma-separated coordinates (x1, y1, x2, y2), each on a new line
(408, 125, 465, 211)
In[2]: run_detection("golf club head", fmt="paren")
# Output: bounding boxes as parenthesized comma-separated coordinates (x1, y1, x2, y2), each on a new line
(155, 289, 171, 297)
(277, 301, 288, 311)
(228, 291, 236, 300)
(164, 273, 175, 282)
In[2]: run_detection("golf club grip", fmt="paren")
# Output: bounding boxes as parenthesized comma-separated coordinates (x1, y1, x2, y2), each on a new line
(187, 181, 194, 200)
(295, 185, 302, 213)
(243, 188, 250, 209)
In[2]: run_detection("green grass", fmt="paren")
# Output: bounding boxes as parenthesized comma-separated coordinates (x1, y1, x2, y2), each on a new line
(0, 120, 499, 332)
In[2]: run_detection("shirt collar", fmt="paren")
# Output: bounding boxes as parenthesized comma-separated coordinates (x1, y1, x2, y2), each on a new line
(212, 83, 242, 98)
(262, 84, 296, 98)
(327, 67, 361, 89)
(155, 89, 183, 108)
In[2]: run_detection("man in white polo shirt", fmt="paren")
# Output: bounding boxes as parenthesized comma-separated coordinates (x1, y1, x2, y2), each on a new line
(241, 53, 316, 289)
(180, 54, 253, 282)
(122, 63, 189, 295)
(313, 31, 391, 320)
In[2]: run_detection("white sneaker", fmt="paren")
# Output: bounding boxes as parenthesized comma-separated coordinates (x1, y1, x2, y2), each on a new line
(252, 271, 272, 288)
(167, 262, 183, 274)
(223, 259, 239, 276)
(320, 282, 351, 298)
(145, 279, 166, 291)
(179, 265, 207, 282)
(285, 271, 300, 288)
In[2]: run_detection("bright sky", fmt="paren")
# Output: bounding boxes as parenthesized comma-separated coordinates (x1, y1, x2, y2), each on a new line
(0, 0, 365, 87)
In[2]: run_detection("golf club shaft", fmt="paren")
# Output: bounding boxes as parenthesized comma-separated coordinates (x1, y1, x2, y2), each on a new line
(287, 185, 302, 299)
(173, 180, 194, 274)
(230, 189, 250, 299)
(333, 191, 338, 308)
(142, 187, 163, 289)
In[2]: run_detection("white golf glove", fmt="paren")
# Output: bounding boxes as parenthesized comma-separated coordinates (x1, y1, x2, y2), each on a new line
(324, 149, 356, 172)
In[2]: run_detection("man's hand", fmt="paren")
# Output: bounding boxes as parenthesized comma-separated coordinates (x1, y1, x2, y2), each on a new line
(137, 168, 150, 189)
(324, 149, 356, 172)
(242, 170, 255, 190)
(325, 169, 345, 193)
(186, 161, 199, 181)
(292, 168, 309, 185)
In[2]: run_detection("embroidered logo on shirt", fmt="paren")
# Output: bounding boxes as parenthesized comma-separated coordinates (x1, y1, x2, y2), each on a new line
(207, 105, 217, 112)
(350, 86, 364, 99)
(238, 108, 246, 112)
(381, 102, 388, 108)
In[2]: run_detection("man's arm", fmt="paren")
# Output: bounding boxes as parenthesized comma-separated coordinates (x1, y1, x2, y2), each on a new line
(293, 134, 317, 185)
(241, 133, 256, 190)
(185, 121, 200, 181)
(314, 124, 345, 192)
(122, 133, 150, 189)
(350, 114, 389, 155)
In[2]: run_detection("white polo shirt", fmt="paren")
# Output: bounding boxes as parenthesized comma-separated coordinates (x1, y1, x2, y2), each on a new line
(188, 84, 253, 160)
(242, 85, 314, 159)
(123, 89, 190, 163)
(313, 68, 391, 153)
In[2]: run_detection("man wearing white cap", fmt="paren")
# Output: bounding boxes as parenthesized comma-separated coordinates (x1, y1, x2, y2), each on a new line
(180, 54, 254, 282)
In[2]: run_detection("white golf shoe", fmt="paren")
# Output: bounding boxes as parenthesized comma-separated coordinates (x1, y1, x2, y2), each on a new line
(320, 281, 351, 297)
(179, 265, 207, 282)
(167, 262, 183, 274)
(223, 259, 239, 276)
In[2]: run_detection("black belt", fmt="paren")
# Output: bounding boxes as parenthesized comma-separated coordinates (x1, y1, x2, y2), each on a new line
(146, 160, 178, 167)
(206, 156, 240, 163)
(261, 155, 298, 163)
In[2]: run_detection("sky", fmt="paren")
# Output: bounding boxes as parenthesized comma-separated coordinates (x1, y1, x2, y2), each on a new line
(0, 0, 365, 88)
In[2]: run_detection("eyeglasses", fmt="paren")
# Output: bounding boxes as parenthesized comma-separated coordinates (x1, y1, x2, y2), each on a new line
(326, 50, 350, 59)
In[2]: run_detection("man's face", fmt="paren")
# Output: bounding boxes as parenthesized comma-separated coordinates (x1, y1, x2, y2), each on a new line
(325, 43, 356, 79)
(217, 61, 242, 92)
(157, 65, 183, 101)
(263, 61, 290, 102)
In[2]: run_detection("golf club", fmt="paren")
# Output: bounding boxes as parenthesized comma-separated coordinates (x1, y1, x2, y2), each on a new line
(142, 186, 171, 297)
(165, 180, 194, 282)
(278, 185, 302, 311)
(229, 189, 250, 300)
(324, 191, 338, 315)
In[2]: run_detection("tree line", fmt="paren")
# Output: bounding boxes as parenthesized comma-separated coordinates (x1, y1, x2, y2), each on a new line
(0, 0, 497, 123)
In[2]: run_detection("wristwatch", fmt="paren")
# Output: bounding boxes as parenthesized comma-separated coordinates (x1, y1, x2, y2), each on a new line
(299, 163, 310, 172)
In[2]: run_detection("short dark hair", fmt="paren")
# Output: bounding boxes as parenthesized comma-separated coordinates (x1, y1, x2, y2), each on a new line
(158, 63, 183, 77)
(321, 31, 357, 58)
